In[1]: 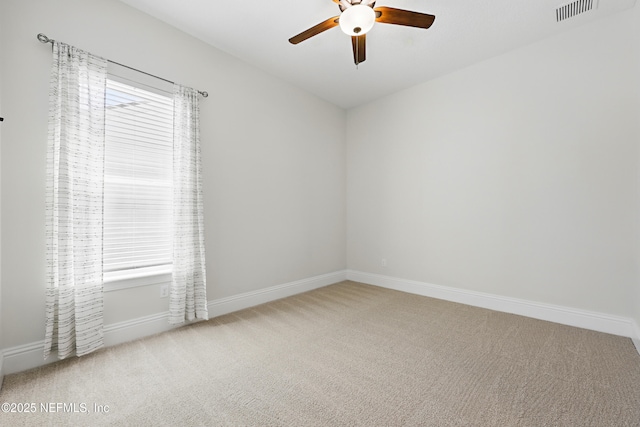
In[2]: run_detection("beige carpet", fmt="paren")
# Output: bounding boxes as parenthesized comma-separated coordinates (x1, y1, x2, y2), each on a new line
(1, 281, 639, 426)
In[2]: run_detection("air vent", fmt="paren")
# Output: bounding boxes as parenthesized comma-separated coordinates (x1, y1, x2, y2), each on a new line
(556, 0, 595, 22)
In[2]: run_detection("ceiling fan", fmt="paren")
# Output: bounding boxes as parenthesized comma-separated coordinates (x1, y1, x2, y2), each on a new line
(289, 0, 436, 66)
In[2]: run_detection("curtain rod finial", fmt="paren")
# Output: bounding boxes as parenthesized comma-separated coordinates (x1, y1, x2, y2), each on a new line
(37, 33, 52, 44)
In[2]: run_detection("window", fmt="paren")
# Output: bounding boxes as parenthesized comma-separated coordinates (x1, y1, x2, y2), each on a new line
(103, 75, 174, 285)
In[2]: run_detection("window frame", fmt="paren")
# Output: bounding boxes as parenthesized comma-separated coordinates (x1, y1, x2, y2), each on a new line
(103, 64, 175, 292)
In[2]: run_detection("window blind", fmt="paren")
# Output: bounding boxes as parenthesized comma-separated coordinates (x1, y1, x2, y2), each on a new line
(104, 78, 174, 282)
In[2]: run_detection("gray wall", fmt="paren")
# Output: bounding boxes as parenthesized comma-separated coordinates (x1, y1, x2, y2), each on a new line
(347, 9, 640, 319)
(0, 0, 346, 349)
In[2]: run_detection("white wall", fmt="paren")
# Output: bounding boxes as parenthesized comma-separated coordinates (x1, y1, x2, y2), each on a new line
(633, 4, 640, 338)
(0, 0, 346, 350)
(0, 0, 4, 387)
(347, 9, 640, 318)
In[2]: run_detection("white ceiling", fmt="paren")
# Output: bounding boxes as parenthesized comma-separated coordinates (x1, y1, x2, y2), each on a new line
(118, 0, 637, 109)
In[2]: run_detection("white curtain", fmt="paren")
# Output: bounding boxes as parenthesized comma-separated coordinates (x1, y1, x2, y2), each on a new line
(44, 42, 107, 359)
(169, 85, 209, 324)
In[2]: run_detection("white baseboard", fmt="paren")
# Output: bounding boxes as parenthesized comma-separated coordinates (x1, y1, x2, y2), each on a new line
(208, 270, 348, 317)
(347, 270, 640, 346)
(0, 352, 4, 390)
(1, 270, 348, 376)
(4, 269, 636, 377)
(2, 340, 50, 376)
(104, 312, 178, 347)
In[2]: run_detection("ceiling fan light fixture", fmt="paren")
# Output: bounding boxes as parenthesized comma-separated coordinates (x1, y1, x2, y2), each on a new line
(339, 4, 375, 36)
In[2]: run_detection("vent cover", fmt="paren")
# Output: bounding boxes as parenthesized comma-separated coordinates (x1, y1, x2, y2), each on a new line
(556, 0, 595, 22)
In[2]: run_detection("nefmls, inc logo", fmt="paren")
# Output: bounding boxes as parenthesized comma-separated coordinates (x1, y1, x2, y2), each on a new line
(41, 402, 88, 413)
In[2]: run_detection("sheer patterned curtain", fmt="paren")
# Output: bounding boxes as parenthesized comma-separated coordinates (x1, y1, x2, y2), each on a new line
(44, 42, 107, 359)
(169, 85, 209, 324)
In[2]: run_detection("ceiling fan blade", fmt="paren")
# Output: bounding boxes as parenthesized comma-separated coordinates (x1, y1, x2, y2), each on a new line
(351, 34, 366, 65)
(289, 16, 340, 44)
(333, 0, 352, 9)
(374, 6, 435, 29)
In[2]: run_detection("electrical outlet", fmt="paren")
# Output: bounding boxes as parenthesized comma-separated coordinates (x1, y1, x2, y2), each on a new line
(381, 258, 387, 267)
(160, 284, 169, 298)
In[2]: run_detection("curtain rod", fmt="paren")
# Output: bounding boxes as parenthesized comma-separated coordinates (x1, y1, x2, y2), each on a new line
(37, 33, 208, 98)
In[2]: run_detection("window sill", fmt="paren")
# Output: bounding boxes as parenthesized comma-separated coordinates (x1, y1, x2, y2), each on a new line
(104, 271, 172, 292)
